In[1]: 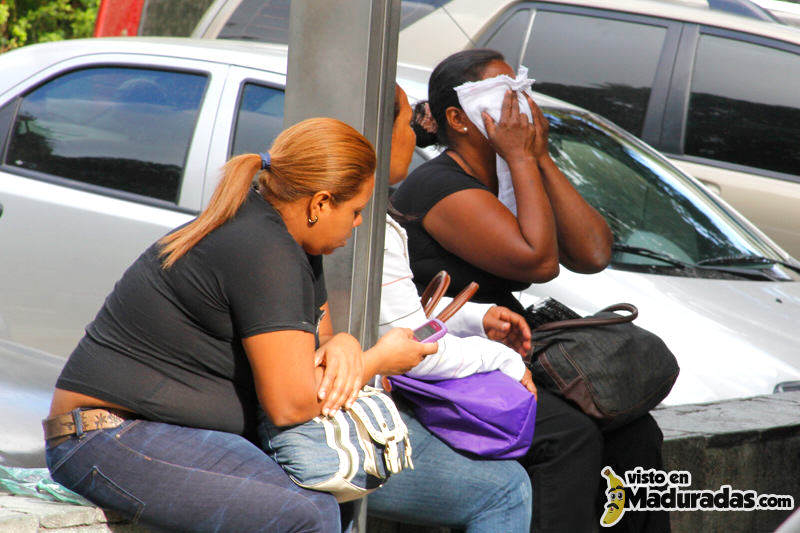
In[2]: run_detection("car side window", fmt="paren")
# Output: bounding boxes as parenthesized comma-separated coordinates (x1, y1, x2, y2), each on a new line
(522, 11, 667, 136)
(483, 9, 531, 68)
(5, 67, 207, 203)
(230, 83, 285, 157)
(685, 34, 800, 176)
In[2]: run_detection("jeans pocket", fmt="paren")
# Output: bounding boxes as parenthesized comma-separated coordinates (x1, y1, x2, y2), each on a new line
(73, 466, 146, 523)
(48, 430, 102, 474)
(113, 419, 142, 438)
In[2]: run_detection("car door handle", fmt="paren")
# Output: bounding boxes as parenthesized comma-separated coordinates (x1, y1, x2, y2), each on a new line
(0, 201, 3, 219)
(698, 179, 721, 196)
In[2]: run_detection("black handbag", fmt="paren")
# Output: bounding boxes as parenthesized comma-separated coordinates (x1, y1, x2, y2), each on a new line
(525, 300, 679, 431)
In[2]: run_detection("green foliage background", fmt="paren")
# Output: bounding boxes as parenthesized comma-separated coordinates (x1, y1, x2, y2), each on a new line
(0, 0, 99, 53)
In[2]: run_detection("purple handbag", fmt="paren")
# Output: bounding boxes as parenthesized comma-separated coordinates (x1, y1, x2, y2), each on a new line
(388, 370, 537, 459)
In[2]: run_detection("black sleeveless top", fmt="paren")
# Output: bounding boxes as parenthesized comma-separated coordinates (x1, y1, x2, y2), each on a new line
(391, 152, 529, 313)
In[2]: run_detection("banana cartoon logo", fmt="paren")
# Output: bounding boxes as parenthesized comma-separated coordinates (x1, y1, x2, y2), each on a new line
(601, 466, 626, 527)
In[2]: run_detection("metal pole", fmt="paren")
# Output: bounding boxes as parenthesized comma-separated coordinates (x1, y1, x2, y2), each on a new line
(285, 2, 402, 530)
(285, 0, 400, 346)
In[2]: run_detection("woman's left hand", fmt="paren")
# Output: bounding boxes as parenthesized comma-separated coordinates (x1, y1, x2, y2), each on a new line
(483, 305, 532, 356)
(315, 333, 365, 414)
(524, 93, 550, 161)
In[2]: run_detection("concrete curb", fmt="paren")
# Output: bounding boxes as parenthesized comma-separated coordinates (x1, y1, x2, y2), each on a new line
(653, 391, 800, 533)
(0, 494, 138, 532)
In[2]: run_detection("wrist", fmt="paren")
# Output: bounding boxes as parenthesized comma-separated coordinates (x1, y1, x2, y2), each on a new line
(481, 305, 498, 336)
(333, 331, 359, 343)
(504, 152, 537, 164)
(505, 154, 539, 173)
(361, 345, 388, 383)
(326, 332, 360, 350)
(537, 153, 556, 170)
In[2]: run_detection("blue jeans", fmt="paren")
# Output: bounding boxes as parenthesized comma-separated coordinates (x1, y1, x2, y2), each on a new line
(46, 418, 342, 532)
(367, 409, 532, 532)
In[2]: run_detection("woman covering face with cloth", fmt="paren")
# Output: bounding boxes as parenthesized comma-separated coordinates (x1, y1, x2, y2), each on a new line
(365, 84, 535, 532)
(390, 51, 669, 533)
(391, 49, 613, 314)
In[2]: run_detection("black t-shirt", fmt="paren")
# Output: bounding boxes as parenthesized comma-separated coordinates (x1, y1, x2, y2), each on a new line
(57, 189, 326, 437)
(391, 152, 529, 312)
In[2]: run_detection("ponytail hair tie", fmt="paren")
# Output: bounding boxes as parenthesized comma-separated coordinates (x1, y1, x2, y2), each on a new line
(259, 151, 271, 170)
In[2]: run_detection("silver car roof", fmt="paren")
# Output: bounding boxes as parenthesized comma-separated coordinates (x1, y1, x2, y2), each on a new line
(447, 0, 800, 42)
(1, 37, 582, 114)
(0, 38, 289, 96)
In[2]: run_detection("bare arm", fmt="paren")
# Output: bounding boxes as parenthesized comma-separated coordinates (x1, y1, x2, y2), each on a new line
(423, 90, 560, 283)
(305, 302, 363, 415)
(243, 329, 323, 426)
(315, 301, 434, 410)
(317, 302, 334, 345)
(245, 326, 437, 427)
(529, 101, 612, 272)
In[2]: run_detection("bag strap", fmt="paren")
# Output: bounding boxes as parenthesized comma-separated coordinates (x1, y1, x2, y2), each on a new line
(533, 303, 638, 332)
(392, 275, 476, 394)
(435, 281, 479, 322)
(420, 271, 450, 318)
(350, 389, 413, 473)
(352, 388, 408, 444)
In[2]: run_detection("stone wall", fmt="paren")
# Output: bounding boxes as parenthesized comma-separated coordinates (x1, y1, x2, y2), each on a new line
(654, 391, 800, 533)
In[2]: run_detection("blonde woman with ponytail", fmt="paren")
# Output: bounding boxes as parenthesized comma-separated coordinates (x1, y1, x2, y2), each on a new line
(44, 117, 437, 533)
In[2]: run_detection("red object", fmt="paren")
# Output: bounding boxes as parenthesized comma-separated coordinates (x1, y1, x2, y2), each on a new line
(93, 0, 147, 37)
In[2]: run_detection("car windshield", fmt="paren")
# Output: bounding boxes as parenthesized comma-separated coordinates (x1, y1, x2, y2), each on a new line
(544, 108, 788, 277)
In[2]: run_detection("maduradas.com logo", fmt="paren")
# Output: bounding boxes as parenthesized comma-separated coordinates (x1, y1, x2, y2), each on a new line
(600, 466, 796, 528)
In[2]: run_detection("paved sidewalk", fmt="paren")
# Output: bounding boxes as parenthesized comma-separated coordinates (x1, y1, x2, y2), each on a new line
(0, 495, 149, 532)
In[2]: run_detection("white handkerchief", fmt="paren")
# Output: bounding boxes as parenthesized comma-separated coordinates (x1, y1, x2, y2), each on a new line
(454, 66, 535, 216)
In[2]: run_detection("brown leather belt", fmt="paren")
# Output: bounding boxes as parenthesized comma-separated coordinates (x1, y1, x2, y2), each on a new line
(43, 408, 133, 448)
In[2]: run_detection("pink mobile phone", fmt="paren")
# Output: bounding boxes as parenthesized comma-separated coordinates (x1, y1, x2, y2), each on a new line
(412, 318, 447, 342)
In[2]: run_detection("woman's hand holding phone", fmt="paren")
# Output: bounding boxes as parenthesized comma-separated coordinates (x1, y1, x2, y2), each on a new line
(371, 327, 438, 377)
(412, 318, 447, 343)
(315, 328, 437, 416)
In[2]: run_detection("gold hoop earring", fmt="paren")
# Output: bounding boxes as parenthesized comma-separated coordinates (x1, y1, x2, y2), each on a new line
(308, 215, 319, 225)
